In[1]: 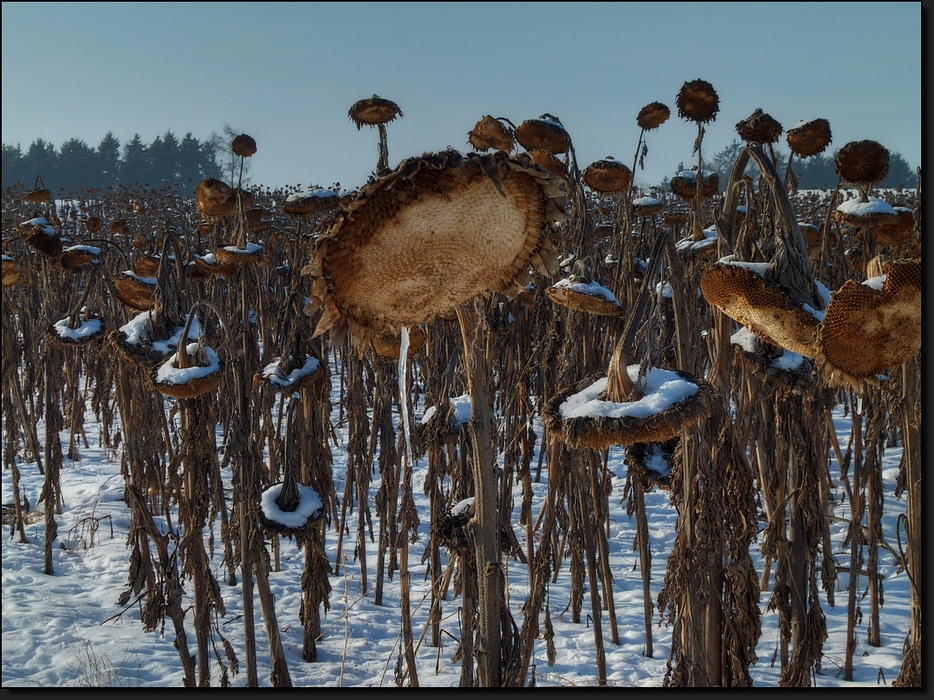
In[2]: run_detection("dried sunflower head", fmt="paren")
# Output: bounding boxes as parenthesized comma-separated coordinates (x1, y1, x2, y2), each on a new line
(834, 139, 890, 186)
(786, 118, 832, 158)
(515, 115, 572, 154)
(468, 115, 515, 153)
(735, 108, 783, 144)
(581, 158, 632, 194)
(232, 134, 257, 158)
(636, 102, 670, 131)
(348, 94, 403, 130)
(676, 79, 719, 124)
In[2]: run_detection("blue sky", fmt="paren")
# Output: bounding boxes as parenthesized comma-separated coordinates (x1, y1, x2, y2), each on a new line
(1, 2, 922, 192)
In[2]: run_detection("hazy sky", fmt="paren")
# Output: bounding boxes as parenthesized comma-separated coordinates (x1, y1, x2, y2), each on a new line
(1, 2, 922, 193)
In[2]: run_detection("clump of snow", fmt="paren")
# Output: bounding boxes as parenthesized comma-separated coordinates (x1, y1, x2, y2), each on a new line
(63, 244, 101, 255)
(644, 445, 672, 477)
(772, 350, 805, 371)
(632, 195, 661, 207)
(559, 365, 699, 420)
(676, 169, 716, 181)
(155, 343, 220, 385)
(676, 226, 718, 254)
(730, 327, 759, 353)
(52, 317, 102, 341)
(718, 255, 770, 278)
(222, 242, 263, 254)
(451, 496, 475, 516)
(552, 278, 620, 304)
(285, 188, 338, 204)
(421, 393, 472, 426)
(862, 274, 887, 291)
(119, 269, 157, 284)
(836, 197, 897, 216)
(119, 312, 202, 353)
(261, 483, 323, 527)
(261, 356, 320, 387)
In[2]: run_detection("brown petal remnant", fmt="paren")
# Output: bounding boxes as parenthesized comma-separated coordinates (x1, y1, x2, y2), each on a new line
(636, 102, 670, 131)
(786, 118, 832, 158)
(113, 270, 158, 311)
(515, 115, 572, 154)
(670, 170, 719, 200)
(348, 94, 403, 130)
(815, 258, 921, 390)
(18, 217, 63, 259)
(542, 366, 716, 451)
(835, 139, 890, 187)
(528, 149, 567, 179)
(303, 149, 566, 355)
(546, 275, 623, 318)
(700, 261, 822, 357)
(675, 78, 720, 124)
(84, 216, 103, 234)
(468, 115, 516, 153)
(663, 211, 689, 228)
(59, 245, 101, 271)
(23, 176, 51, 203)
(196, 178, 236, 218)
(214, 242, 265, 267)
(231, 133, 257, 158)
(581, 158, 633, 194)
(282, 188, 342, 217)
(735, 108, 783, 145)
(2, 254, 22, 287)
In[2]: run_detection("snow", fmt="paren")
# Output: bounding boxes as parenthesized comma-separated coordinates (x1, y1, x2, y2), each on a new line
(260, 355, 320, 388)
(552, 277, 620, 304)
(118, 311, 202, 352)
(420, 393, 471, 427)
(51, 317, 103, 342)
(260, 483, 323, 528)
(676, 226, 718, 254)
(632, 195, 661, 207)
(221, 241, 263, 254)
(835, 197, 897, 216)
(863, 274, 887, 291)
(118, 270, 156, 284)
(771, 350, 805, 371)
(0, 360, 914, 688)
(675, 169, 715, 180)
(285, 188, 338, 204)
(154, 343, 221, 385)
(63, 245, 102, 255)
(558, 366, 699, 420)
(718, 255, 769, 277)
(730, 327, 759, 353)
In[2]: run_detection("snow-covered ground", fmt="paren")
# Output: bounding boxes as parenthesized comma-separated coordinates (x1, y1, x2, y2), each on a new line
(1, 366, 910, 688)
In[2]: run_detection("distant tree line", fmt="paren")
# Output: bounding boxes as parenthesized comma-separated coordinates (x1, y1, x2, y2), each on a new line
(2, 129, 228, 197)
(693, 139, 918, 191)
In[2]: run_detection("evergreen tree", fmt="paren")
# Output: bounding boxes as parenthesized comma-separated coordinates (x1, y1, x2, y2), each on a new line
(1, 144, 27, 192)
(57, 138, 97, 194)
(148, 129, 181, 186)
(880, 152, 917, 188)
(97, 132, 121, 190)
(120, 134, 150, 189)
(22, 138, 58, 191)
